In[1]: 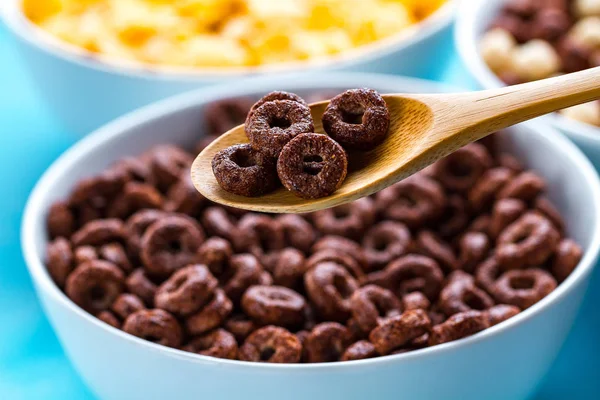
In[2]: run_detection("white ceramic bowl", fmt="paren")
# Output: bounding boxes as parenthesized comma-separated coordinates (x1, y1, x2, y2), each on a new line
(1, 0, 454, 134)
(22, 73, 600, 400)
(455, 0, 600, 166)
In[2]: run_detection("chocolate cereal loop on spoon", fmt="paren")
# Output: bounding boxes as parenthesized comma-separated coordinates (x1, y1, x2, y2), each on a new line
(247, 91, 308, 119)
(322, 88, 390, 150)
(277, 133, 348, 199)
(245, 100, 314, 158)
(212, 144, 278, 197)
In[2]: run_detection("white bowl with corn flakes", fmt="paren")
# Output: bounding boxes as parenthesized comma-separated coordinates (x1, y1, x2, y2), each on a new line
(455, 0, 600, 167)
(1, 0, 454, 134)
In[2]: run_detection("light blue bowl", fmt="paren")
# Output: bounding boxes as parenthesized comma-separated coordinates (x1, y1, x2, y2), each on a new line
(1, 0, 454, 134)
(22, 73, 600, 400)
(454, 0, 600, 167)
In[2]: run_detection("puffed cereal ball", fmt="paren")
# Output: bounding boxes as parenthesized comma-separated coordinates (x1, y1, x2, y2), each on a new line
(561, 102, 600, 126)
(573, 0, 600, 17)
(480, 28, 517, 73)
(511, 40, 561, 81)
(570, 17, 600, 49)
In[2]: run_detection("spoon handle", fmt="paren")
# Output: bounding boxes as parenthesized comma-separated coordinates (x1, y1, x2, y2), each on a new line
(439, 66, 600, 140)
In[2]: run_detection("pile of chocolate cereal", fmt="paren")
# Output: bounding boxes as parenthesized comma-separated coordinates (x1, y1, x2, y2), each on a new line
(480, 0, 600, 126)
(45, 95, 583, 363)
(212, 89, 390, 199)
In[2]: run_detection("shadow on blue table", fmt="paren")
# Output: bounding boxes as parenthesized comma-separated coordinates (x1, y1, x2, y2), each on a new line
(0, 23, 598, 400)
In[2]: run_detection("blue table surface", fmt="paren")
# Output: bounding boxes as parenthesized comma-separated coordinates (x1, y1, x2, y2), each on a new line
(1, 23, 599, 400)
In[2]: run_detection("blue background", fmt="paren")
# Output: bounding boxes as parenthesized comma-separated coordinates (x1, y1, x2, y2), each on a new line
(1, 22, 599, 399)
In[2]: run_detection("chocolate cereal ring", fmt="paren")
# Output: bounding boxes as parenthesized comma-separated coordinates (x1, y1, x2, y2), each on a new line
(484, 304, 520, 327)
(183, 329, 238, 360)
(124, 209, 167, 261)
(71, 219, 126, 247)
(73, 245, 98, 265)
(212, 144, 279, 197)
(304, 262, 358, 322)
(322, 88, 390, 150)
(497, 172, 546, 202)
(204, 98, 253, 136)
(46, 237, 74, 288)
(276, 214, 316, 253)
(154, 265, 218, 315)
(185, 289, 233, 335)
(468, 167, 514, 212)
(222, 254, 264, 304)
(111, 293, 145, 320)
(361, 221, 410, 271)
(491, 269, 557, 309)
(458, 232, 490, 273)
(304, 322, 351, 363)
(236, 213, 285, 256)
(534, 197, 565, 233)
(149, 145, 193, 191)
(438, 195, 470, 238)
(126, 268, 157, 307)
(269, 248, 307, 290)
(416, 231, 458, 272)
(311, 235, 368, 269)
(433, 143, 492, 193)
(47, 201, 75, 239)
(74, 246, 98, 265)
(401, 292, 431, 311)
(239, 326, 302, 363)
(495, 212, 560, 270)
(106, 182, 164, 220)
(65, 260, 124, 313)
(349, 285, 401, 333)
(277, 133, 348, 199)
(201, 207, 241, 247)
(375, 175, 446, 229)
(109, 156, 155, 186)
(306, 249, 364, 280)
(197, 237, 233, 277)
(474, 257, 502, 295)
(248, 91, 308, 118)
(123, 309, 182, 348)
(164, 173, 206, 216)
(241, 285, 306, 328)
(312, 197, 376, 240)
(99, 243, 133, 274)
(140, 215, 205, 278)
(428, 310, 489, 346)
(97, 310, 120, 329)
(366, 255, 444, 301)
(489, 198, 527, 239)
(341, 340, 379, 361)
(552, 239, 583, 282)
(369, 309, 431, 355)
(245, 100, 314, 158)
(224, 314, 256, 344)
(438, 271, 494, 316)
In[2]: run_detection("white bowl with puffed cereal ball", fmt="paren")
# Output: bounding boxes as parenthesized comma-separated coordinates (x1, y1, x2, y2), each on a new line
(21, 73, 600, 400)
(455, 0, 600, 166)
(1, 0, 455, 134)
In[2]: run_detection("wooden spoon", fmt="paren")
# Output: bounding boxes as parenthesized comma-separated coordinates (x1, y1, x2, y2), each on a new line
(191, 67, 600, 214)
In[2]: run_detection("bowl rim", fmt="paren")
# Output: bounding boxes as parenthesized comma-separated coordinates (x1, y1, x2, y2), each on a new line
(453, 0, 600, 143)
(21, 72, 600, 370)
(2, 0, 455, 80)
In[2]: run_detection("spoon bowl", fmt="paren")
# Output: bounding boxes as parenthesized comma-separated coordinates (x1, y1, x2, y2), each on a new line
(192, 67, 600, 213)
(192, 95, 434, 213)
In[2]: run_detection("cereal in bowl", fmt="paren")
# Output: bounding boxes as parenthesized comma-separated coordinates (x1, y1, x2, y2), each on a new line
(24, 0, 447, 69)
(44, 95, 583, 363)
(479, 0, 600, 127)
